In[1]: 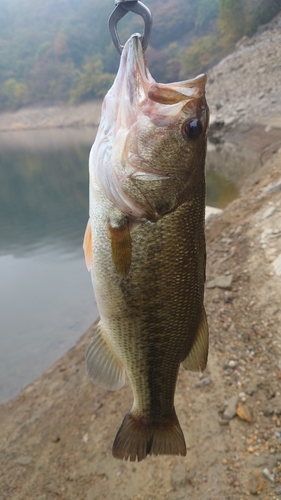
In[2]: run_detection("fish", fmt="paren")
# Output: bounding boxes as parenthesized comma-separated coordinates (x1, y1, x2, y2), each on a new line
(83, 33, 209, 462)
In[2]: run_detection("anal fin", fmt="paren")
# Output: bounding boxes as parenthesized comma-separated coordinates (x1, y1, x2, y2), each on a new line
(182, 306, 209, 372)
(85, 323, 125, 391)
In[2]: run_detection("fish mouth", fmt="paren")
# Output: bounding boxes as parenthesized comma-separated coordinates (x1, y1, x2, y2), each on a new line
(111, 34, 154, 128)
(114, 34, 207, 118)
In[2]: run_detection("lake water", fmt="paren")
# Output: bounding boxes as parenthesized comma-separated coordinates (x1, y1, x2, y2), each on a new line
(0, 128, 239, 403)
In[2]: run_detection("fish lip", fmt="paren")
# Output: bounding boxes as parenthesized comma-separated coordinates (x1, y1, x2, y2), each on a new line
(119, 33, 154, 107)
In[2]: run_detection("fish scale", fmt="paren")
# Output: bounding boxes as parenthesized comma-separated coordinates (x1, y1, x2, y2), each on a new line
(84, 34, 209, 461)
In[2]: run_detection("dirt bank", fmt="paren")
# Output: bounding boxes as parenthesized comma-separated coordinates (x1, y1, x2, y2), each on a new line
(0, 101, 102, 133)
(1, 142, 281, 499)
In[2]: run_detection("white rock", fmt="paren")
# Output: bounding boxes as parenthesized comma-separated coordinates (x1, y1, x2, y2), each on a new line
(205, 206, 223, 220)
(272, 254, 281, 276)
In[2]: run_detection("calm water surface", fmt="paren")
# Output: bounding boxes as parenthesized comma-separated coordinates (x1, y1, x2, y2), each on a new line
(0, 129, 238, 403)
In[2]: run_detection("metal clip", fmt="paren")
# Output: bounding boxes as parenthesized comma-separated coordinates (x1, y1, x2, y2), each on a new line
(109, 1, 152, 55)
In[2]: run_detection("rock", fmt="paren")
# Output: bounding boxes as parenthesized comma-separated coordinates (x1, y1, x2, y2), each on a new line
(224, 116, 236, 126)
(206, 275, 233, 290)
(258, 382, 275, 399)
(218, 418, 230, 425)
(262, 177, 281, 194)
(262, 468, 275, 483)
(15, 455, 33, 465)
(236, 403, 254, 423)
(246, 383, 257, 396)
(272, 399, 281, 415)
(272, 254, 281, 276)
(205, 206, 223, 220)
(228, 360, 237, 368)
(223, 395, 239, 420)
(262, 206, 275, 219)
(82, 433, 89, 443)
(235, 35, 250, 49)
(170, 464, 190, 489)
(248, 474, 263, 495)
(275, 485, 281, 494)
(274, 453, 281, 463)
(193, 378, 211, 388)
(263, 406, 273, 417)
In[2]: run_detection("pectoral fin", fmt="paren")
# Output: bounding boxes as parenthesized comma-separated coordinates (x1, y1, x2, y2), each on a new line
(182, 306, 209, 372)
(107, 215, 132, 276)
(85, 323, 125, 391)
(83, 219, 92, 272)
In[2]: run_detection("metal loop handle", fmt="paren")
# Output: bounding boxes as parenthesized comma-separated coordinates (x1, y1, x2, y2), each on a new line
(108, 1, 152, 55)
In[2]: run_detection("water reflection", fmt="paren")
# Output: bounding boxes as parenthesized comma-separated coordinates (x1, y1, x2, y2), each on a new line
(206, 169, 239, 209)
(0, 128, 98, 403)
(0, 128, 96, 256)
(0, 128, 241, 403)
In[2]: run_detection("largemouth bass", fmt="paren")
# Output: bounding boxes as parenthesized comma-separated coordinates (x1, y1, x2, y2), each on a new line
(83, 34, 209, 462)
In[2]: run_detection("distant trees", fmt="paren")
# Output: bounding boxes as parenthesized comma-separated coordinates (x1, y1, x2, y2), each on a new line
(0, 0, 280, 111)
(0, 79, 28, 110)
(219, 0, 245, 49)
(69, 57, 114, 102)
(180, 0, 281, 77)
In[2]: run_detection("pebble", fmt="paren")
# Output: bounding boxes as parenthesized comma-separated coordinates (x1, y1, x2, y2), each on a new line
(262, 468, 275, 483)
(237, 402, 253, 422)
(262, 178, 281, 195)
(15, 455, 33, 465)
(263, 406, 274, 417)
(248, 474, 263, 495)
(206, 274, 233, 290)
(193, 378, 211, 388)
(228, 360, 237, 368)
(170, 464, 191, 490)
(218, 418, 230, 426)
(82, 433, 89, 443)
(223, 395, 239, 420)
(262, 206, 276, 220)
(272, 254, 281, 276)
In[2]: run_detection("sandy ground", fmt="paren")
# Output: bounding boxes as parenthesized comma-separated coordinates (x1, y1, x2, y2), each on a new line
(1, 136, 281, 499)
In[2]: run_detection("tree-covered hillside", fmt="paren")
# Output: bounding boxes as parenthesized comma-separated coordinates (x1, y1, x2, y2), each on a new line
(0, 0, 280, 111)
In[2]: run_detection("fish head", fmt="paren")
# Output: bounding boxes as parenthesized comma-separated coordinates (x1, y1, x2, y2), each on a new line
(90, 34, 209, 221)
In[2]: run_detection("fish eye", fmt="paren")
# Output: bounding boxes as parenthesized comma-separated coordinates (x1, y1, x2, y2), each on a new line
(182, 119, 203, 140)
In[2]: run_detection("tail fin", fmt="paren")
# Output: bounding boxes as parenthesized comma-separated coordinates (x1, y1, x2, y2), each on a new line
(112, 409, 186, 462)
